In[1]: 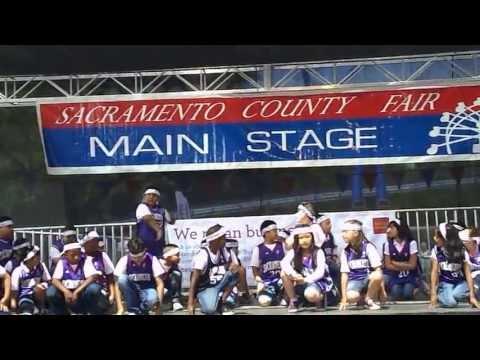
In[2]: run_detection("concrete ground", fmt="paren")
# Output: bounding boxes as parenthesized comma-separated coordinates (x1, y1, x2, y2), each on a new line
(163, 301, 480, 315)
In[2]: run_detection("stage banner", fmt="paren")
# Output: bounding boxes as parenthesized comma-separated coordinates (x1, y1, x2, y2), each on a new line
(166, 210, 395, 288)
(37, 84, 480, 175)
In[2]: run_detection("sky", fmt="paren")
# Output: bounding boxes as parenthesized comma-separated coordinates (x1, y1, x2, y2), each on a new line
(0, 45, 479, 76)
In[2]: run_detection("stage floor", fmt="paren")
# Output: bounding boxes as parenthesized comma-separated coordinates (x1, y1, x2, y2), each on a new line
(164, 301, 480, 315)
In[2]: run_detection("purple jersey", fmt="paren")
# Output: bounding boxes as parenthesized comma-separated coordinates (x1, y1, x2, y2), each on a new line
(90, 251, 108, 290)
(0, 238, 13, 267)
(16, 263, 47, 298)
(299, 251, 333, 292)
(61, 257, 86, 290)
(433, 246, 465, 284)
(126, 252, 156, 289)
(52, 238, 64, 253)
(258, 242, 284, 284)
(321, 234, 336, 262)
(383, 239, 418, 285)
(344, 240, 373, 281)
(137, 205, 166, 257)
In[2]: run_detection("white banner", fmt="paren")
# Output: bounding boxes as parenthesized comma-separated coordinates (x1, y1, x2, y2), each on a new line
(167, 210, 396, 288)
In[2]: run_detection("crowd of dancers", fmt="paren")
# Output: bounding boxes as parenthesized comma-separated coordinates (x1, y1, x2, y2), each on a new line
(0, 187, 479, 315)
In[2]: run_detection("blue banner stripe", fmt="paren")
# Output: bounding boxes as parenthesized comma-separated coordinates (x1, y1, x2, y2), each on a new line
(42, 115, 479, 168)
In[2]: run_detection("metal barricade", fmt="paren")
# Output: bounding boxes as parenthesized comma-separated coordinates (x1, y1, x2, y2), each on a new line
(14, 206, 480, 274)
(14, 222, 136, 265)
(395, 206, 480, 255)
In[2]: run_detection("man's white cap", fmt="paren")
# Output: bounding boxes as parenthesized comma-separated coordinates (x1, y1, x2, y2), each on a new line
(144, 188, 160, 197)
(81, 230, 100, 245)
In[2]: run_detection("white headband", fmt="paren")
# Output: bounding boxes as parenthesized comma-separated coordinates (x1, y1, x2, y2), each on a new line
(62, 230, 77, 237)
(163, 247, 180, 258)
(13, 242, 30, 251)
(290, 226, 315, 237)
(391, 219, 401, 226)
(459, 229, 472, 242)
(342, 222, 362, 231)
(297, 205, 315, 220)
(144, 189, 160, 197)
(62, 242, 81, 253)
(24, 246, 40, 261)
(0, 220, 13, 227)
(317, 215, 331, 224)
(82, 231, 100, 244)
(438, 222, 464, 239)
(261, 224, 278, 236)
(439, 223, 447, 239)
(130, 250, 146, 258)
(203, 226, 227, 243)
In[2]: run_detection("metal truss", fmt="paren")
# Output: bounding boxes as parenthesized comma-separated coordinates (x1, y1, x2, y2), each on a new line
(1, 50, 480, 107)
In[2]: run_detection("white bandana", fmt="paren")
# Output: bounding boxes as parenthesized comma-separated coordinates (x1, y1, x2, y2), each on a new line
(81, 230, 100, 244)
(163, 247, 180, 258)
(297, 205, 315, 221)
(13, 242, 30, 251)
(130, 250, 146, 258)
(24, 246, 40, 261)
(0, 220, 13, 227)
(439, 222, 464, 239)
(203, 226, 227, 243)
(261, 224, 278, 236)
(144, 189, 160, 197)
(439, 223, 447, 239)
(317, 215, 331, 224)
(62, 230, 77, 237)
(459, 229, 471, 242)
(342, 222, 362, 231)
(290, 226, 315, 237)
(62, 242, 81, 254)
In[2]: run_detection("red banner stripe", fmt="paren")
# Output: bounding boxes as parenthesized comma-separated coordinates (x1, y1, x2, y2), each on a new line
(39, 84, 480, 129)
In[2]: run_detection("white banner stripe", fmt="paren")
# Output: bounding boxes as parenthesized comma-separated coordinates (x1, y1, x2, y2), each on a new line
(44, 154, 480, 175)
